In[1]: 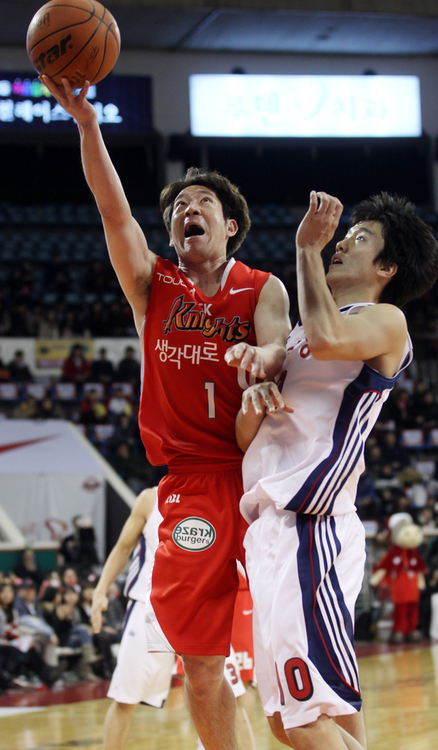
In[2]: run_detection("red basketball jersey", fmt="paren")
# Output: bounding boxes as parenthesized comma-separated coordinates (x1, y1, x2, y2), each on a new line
(138, 256, 270, 467)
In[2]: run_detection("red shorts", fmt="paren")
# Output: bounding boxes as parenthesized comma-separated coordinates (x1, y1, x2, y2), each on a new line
(151, 463, 248, 656)
(231, 571, 255, 683)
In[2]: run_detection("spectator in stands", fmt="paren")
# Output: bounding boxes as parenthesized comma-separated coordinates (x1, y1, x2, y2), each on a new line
(14, 579, 60, 667)
(40, 585, 100, 681)
(7, 350, 32, 382)
(62, 343, 92, 384)
(89, 301, 111, 338)
(0, 345, 10, 379)
(356, 469, 384, 523)
(12, 395, 39, 420)
(380, 430, 410, 472)
(108, 441, 155, 494)
(39, 395, 65, 420)
(60, 518, 100, 574)
(111, 411, 140, 449)
(37, 308, 60, 339)
(116, 346, 140, 390)
(408, 388, 438, 431)
(91, 347, 115, 386)
(14, 548, 44, 591)
(398, 466, 428, 512)
(79, 387, 108, 426)
(107, 385, 133, 420)
(62, 567, 81, 594)
(0, 583, 64, 691)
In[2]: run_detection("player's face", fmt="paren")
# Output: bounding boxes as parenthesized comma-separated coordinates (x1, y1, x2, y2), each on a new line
(327, 220, 385, 288)
(169, 185, 237, 260)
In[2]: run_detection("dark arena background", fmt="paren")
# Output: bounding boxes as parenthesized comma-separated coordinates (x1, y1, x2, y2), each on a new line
(1, 2, 438, 748)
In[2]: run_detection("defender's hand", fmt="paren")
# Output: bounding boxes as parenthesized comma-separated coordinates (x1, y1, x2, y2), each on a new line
(242, 381, 293, 416)
(225, 343, 266, 379)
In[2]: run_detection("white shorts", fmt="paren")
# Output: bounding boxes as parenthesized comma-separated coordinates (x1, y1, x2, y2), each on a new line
(107, 599, 175, 707)
(244, 509, 365, 730)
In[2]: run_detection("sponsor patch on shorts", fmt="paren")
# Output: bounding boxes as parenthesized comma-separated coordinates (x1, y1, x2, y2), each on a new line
(172, 517, 216, 551)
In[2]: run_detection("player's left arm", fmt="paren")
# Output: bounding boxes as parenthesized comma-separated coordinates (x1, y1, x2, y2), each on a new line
(296, 191, 407, 376)
(225, 276, 291, 379)
(91, 488, 157, 633)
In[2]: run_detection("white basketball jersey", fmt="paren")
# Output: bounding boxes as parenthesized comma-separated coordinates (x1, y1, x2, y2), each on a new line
(241, 303, 412, 523)
(124, 499, 162, 603)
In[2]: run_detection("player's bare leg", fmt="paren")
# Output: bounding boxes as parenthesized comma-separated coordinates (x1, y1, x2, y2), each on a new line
(285, 715, 366, 750)
(183, 654, 237, 750)
(267, 713, 366, 750)
(335, 712, 367, 749)
(102, 701, 136, 750)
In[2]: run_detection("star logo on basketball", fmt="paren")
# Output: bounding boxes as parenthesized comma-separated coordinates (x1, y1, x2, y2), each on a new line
(172, 517, 216, 551)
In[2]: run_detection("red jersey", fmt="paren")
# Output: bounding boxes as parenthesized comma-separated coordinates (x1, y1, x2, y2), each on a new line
(138, 256, 270, 467)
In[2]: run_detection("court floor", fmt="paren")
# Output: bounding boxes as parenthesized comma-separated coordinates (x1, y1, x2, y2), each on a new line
(1, 642, 438, 750)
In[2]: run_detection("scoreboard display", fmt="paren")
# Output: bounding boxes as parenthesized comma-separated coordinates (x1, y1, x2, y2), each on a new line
(0, 72, 152, 134)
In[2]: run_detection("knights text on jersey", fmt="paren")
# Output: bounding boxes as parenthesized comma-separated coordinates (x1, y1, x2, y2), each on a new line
(241, 303, 413, 521)
(138, 256, 270, 466)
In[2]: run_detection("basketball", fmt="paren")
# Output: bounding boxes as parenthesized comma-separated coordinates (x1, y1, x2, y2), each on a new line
(26, 0, 121, 88)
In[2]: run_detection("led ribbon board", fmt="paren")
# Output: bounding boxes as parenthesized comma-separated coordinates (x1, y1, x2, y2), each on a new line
(189, 75, 421, 138)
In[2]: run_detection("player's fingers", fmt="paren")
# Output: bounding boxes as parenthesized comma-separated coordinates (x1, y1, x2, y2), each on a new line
(315, 191, 331, 214)
(77, 80, 90, 104)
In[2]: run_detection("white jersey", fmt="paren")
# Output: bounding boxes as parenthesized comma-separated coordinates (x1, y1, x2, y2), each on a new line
(241, 303, 412, 523)
(124, 500, 162, 603)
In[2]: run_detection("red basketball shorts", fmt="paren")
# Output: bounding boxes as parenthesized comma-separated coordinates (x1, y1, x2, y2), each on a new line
(149, 463, 248, 656)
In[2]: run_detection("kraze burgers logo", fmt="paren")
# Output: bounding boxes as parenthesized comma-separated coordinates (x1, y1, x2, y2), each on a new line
(172, 517, 216, 551)
(163, 295, 251, 343)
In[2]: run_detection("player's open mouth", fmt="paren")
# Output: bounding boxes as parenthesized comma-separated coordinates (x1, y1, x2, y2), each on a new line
(185, 224, 205, 238)
(331, 256, 343, 265)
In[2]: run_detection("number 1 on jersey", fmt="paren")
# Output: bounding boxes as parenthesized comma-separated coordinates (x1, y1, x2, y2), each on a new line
(204, 382, 216, 419)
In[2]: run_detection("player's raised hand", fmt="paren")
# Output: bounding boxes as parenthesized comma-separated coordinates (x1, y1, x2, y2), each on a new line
(91, 588, 108, 634)
(296, 190, 344, 253)
(241, 381, 293, 416)
(40, 74, 96, 126)
(225, 342, 266, 379)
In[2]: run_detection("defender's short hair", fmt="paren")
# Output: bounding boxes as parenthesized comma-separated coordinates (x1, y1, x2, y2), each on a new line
(349, 192, 438, 307)
(160, 167, 251, 256)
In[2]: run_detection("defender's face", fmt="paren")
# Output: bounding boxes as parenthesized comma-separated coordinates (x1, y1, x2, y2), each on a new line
(169, 185, 236, 259)
(326, 220, 385, 286)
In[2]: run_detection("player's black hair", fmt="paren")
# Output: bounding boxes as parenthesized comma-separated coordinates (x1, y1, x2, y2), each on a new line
(349, 192, 438, 307)
(160, 167, 251, 257)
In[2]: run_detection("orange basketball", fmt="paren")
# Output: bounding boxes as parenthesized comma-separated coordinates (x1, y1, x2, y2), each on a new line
(26, 0, 121, 88)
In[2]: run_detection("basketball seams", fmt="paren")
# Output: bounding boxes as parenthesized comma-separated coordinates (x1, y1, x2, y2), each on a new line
(26, 0, 120, 86)
(48, 12, 108, 82)
(91, 23, 119, 83)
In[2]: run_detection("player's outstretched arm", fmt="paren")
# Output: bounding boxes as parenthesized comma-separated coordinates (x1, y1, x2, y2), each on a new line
(296, 191, 407, 375)
(225, 276, 291, 379)
(40, 75, 157, 334)
(91, 487, 156, 634)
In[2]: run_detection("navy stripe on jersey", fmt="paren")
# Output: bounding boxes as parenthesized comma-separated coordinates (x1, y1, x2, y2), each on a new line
(124, 535, 146, 598)
(296, 514, 362, 708)
(286, 363, 399, 514)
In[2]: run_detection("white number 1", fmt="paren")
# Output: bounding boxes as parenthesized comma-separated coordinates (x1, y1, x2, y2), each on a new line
(204, 382, 216, 419)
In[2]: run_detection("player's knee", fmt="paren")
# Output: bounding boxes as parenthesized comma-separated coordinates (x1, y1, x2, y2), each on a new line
(182, 654, 226, 692)
(114, 701, 136, 715)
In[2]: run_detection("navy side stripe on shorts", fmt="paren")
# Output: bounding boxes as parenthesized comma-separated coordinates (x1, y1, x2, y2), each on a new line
(296, 514, 362, 709)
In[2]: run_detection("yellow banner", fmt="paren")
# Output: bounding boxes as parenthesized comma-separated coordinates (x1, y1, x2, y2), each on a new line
(35, 340, 94, 370)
